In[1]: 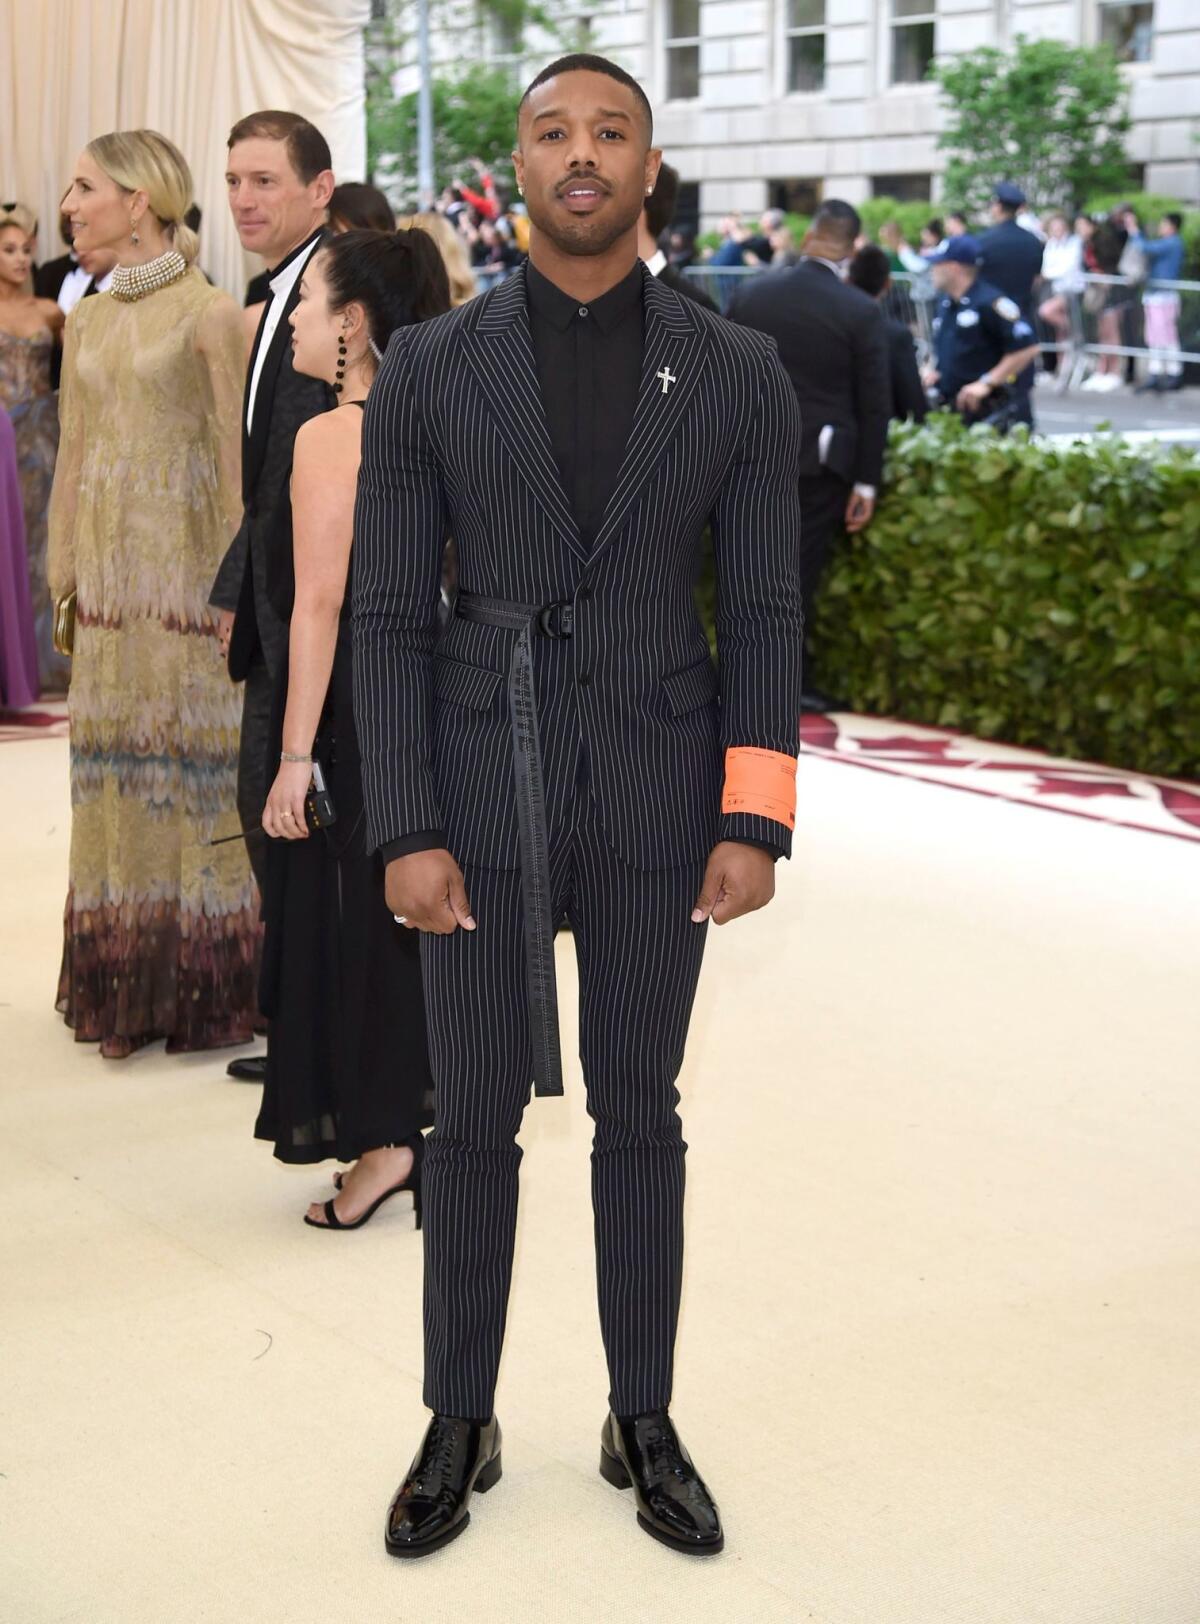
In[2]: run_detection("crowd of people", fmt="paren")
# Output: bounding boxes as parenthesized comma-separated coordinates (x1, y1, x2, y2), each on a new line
(699, 190, 1192, 396)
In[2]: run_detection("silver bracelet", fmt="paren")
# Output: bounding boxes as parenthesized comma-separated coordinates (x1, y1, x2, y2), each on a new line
(280, 750, 312, 764)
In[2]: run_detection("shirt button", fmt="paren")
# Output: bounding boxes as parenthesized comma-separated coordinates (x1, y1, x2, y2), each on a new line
(578, 671, 592, 686)
(578, 306, 588, 317)
(578, 585, 592, 600)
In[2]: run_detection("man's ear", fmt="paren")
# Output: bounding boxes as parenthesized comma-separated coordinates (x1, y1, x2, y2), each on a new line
(312, 169, 336, 210)
(644, 148, 663, 196)
(512, 148, 524, 195)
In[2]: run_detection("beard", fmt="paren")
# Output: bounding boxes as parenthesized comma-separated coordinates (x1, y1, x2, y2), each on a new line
(527, 186, 643, 258)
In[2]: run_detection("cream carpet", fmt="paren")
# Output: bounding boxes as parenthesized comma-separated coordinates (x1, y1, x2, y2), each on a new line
(2, 728, 1198, 1624)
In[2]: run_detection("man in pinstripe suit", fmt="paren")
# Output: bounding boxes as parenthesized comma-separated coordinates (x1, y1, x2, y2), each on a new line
(353, 55, 802, 1559)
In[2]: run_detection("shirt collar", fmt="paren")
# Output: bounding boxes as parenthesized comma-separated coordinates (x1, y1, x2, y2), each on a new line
(267, 228, 325, 298)
(645, 249, 667, 278)
(526, 259, 644, 334)
(802, 254, 844, 278)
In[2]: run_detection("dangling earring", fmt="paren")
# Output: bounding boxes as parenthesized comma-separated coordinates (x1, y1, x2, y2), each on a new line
(335, 334, 347, 394)
(131, 216, 140, 246)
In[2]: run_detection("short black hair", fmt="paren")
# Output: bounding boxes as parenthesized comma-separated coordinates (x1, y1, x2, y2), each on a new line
(184, 203, 202, 233)
(924, 217, 944, 240)
(519, 53, 653, 142)
(644, 161, 679, 241)
(1165, 211, 1183, 232)
(847, 243, 890, 299)
(811, 199, 861, 251)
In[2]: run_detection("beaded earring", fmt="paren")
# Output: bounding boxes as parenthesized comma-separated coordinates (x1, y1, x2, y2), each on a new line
(131, 216, 140, 246)
(335, 334, 347, 394)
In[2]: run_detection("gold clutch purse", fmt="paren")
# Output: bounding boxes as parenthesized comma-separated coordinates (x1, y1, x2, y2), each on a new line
(53, 592, 77, 656)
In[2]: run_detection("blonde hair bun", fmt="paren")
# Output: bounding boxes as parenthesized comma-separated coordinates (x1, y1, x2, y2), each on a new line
(87, 129, 199, 264)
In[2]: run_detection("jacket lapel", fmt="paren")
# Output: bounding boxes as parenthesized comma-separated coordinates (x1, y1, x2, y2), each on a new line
(585, 267, 709, 565)
(459, 267, 585, 562)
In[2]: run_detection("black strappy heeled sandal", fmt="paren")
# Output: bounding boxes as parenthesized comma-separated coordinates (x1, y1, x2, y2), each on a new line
(307, 1133, 424, 1231)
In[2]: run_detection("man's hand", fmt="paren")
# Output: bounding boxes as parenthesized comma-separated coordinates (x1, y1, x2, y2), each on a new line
(385, 849, 476, 936)
(920, 364, 940, 391)
(215, 609, 234, 662)
(956, 378, 992, 414)
(844, 489, 875, 534)
(691, 841, 776, 926)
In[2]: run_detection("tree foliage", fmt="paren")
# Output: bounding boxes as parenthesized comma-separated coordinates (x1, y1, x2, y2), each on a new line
(933, 36, 1133, 215)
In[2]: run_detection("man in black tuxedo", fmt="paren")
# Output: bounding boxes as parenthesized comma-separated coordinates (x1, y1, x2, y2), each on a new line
(355, 54, 802, 1559)
(636, 161, 717, 313)
(209, 111, 334, 1080)
(728, 201, 888, 702)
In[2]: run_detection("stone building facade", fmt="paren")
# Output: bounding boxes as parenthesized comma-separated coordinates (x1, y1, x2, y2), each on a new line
(395, 0, 1200, 229)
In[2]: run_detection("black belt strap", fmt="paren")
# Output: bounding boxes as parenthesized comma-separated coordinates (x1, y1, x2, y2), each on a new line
(454, 590, 569, 1098)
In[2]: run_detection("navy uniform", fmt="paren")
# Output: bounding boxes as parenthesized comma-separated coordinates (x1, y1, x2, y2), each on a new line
(929, 239, 1036, 428)
(977, 184, 1043, 425)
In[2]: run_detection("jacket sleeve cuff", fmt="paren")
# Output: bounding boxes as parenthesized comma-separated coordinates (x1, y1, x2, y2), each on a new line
(729, 835, 785, 862)
(381, 830, 446, 865)
(719, 812, 793, 861)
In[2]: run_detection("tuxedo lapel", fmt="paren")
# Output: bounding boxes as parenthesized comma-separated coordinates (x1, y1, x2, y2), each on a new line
(460, 267, 585, 563)
(241, 303, 271, 501)
(586, 268, 709, 565)
(244, 284, 299, 493)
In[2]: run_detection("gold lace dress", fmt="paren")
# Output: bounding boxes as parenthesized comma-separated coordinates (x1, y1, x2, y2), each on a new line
(47, 265, 258, 1056)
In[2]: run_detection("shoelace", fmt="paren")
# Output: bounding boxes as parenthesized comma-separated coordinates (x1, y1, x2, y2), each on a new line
(411, 1421, 462, 1495)
(644, 1425, 691, 1483)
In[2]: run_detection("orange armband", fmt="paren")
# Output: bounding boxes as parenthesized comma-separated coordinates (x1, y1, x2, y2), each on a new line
(721, 747, 798, 829)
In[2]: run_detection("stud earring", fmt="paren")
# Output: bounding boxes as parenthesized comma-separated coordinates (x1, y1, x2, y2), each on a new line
(335, 334, 347, 394)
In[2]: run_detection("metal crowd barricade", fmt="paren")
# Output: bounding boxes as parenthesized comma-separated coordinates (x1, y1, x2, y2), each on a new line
(1046, 274, 1200, 390)
(683, 262, 1199, 387)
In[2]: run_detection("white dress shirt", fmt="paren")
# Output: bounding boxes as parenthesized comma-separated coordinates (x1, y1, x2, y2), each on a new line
(645, 249, 667, 277)
(57, 260, 91, 314)
(246, 231, 324, 433)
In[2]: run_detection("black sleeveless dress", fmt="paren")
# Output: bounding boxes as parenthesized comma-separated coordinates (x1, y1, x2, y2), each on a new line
(254, 426, 434, 1163)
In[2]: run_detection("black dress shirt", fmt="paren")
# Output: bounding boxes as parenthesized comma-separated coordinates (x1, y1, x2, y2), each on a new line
(525, 258, 644, 547)
(382, 260, 780, 865)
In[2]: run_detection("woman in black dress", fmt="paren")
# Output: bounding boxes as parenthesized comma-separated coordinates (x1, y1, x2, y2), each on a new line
(256, 229, 450, 1227)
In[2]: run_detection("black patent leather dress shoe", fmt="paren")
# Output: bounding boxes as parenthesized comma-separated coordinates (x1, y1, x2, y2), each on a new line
(385, 1415, 502, 1558)
(599, 1409, 723, 1555)
(226, 1053, 267, 1082)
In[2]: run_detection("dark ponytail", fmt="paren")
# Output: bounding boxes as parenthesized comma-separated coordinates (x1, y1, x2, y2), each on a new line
(319, 227, 452, 356)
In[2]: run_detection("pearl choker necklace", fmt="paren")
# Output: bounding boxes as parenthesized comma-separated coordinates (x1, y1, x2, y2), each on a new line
(110, 250, 188, 302)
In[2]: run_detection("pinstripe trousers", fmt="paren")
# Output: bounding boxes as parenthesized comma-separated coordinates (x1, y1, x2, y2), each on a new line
(418, 757, 709, 1420)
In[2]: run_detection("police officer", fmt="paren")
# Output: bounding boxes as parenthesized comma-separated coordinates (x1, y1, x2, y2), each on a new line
(977, 182, 1044, 425)
(920, 236, 1041, 428)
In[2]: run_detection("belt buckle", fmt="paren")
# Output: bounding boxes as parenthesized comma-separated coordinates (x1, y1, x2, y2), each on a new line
(537, 602, 572, 639)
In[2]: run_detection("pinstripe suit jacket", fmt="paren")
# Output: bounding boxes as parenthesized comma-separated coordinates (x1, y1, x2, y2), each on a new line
(353, 263, 802, 873)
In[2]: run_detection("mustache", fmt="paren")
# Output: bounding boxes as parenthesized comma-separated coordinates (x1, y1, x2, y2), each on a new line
(555, 175, 612, 196)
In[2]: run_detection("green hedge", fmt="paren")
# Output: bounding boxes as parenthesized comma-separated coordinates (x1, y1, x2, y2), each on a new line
(805, 415, 1200, 779)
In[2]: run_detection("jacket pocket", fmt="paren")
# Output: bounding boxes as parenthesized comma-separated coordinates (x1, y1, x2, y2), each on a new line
(433, 657, 505, 711)
(661, 657, 720, 716)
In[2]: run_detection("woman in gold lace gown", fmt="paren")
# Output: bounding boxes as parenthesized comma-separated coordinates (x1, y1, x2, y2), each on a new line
(48, 131, 257, 1057)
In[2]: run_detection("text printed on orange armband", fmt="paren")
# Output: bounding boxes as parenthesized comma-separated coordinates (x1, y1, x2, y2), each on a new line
(721, 747, 798, 829)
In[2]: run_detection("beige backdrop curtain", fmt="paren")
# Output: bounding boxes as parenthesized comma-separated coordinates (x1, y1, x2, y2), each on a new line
(0, 0, 370, 297)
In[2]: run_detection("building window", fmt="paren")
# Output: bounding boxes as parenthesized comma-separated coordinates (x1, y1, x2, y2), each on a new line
(1098, 1, 1154, 63)
(785, 0, 826, 94)
(487, 6, 523, 60)
(769, 178, 823, 216)
(890, 0, 935, 85)
(871, 172, 933, 202)
(675, 181, 700, 235)
(665, 0, 701, 100)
